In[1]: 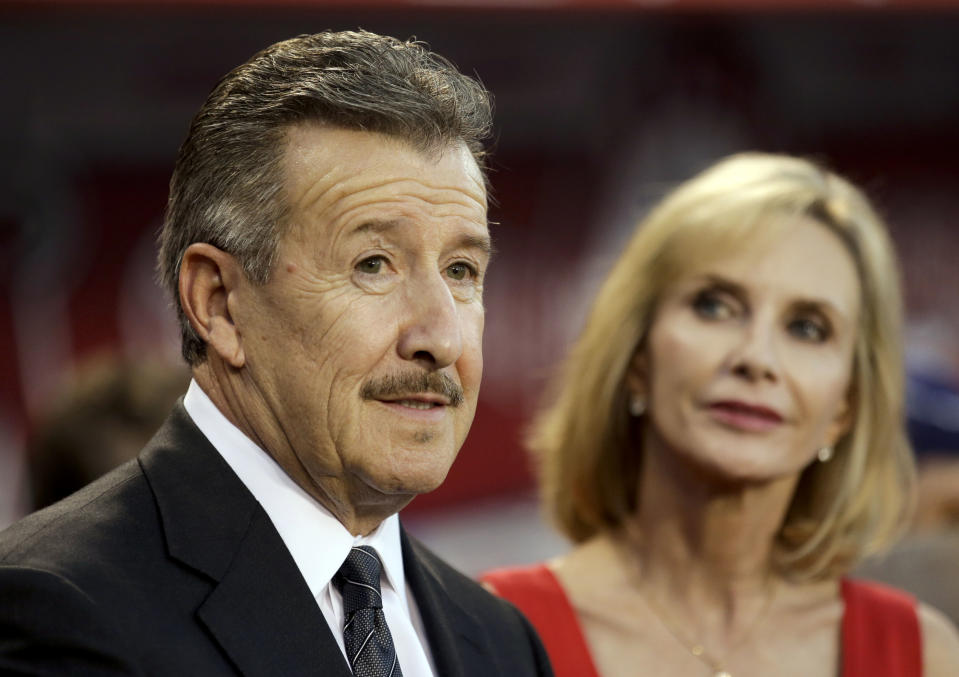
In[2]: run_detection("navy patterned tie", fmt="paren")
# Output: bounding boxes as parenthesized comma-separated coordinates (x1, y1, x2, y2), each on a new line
(334, 546, 404, 677)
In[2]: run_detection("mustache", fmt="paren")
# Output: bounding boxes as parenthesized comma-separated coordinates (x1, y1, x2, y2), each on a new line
(360, 371, 464, 408)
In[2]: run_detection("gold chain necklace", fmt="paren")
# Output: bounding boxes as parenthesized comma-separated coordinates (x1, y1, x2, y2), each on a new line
(616, 539, 777, 677)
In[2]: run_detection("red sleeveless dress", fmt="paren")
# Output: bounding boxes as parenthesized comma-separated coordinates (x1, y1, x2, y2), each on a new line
(481, 564, 921, 677)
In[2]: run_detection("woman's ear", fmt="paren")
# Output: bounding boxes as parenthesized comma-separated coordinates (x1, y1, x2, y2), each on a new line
(178, 243, 246, 369)
(825, 391, 855, 448)
(625, 347, 648, 402)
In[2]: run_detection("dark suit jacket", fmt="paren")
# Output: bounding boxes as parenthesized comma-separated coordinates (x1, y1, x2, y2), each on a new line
(0, 404, 553, 676)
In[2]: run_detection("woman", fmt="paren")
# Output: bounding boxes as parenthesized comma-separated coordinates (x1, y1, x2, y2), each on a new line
(483, 153, 959, 676)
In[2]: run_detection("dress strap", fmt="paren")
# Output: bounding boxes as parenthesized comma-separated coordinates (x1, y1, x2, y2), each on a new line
(482, 563, 601, 677)
(841, 577, 921, 677)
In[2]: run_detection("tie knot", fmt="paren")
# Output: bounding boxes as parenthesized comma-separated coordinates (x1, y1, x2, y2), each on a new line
(336, 546, 384, 613)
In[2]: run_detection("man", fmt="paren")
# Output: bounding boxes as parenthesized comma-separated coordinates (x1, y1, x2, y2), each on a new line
(0, 31, 553, 676)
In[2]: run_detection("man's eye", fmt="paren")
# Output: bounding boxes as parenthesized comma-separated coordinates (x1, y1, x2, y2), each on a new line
(692, 290, 735, 320)
(446, 262, 476, 281)
(356, 256, 385, 274)
(788, 317, 830, 342)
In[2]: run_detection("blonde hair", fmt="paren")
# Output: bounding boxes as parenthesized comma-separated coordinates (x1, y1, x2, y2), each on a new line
(531, 152, 915, 581)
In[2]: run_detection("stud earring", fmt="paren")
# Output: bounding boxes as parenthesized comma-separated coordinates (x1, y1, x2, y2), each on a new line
(629, 396, 647, 417)
(817, 446, 833, 463)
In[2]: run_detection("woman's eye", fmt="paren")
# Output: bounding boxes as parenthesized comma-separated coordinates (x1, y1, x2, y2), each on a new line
(692, 290, 735, 320)
(356, 256, 386, 274)
(446, 262, 476, 281)
(788, 317, 830, 342)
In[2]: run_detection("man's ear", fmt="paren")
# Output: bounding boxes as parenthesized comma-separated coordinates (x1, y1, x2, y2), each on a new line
(179, 243, 246, 369)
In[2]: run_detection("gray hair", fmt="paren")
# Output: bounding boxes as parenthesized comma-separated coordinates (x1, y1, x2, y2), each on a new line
(158, 30, 493, 364)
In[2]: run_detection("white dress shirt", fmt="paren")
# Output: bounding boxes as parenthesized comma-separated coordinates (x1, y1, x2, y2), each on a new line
(183, 380, 436, 676)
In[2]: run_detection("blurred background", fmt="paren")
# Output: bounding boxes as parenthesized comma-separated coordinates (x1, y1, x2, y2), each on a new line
(2, 1, 959, 606)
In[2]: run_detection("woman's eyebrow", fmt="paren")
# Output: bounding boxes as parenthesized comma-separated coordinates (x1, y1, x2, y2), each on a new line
(695, 273, 747, 297)
(791, 298, 853, 323)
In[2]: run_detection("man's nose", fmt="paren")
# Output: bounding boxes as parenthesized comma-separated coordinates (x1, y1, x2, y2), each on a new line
(728, 318, 780, 383)
(396, 271, 464, 369)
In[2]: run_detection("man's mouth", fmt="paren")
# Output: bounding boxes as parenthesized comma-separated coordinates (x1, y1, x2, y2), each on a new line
(361, 371, 463, 407)
(388, 398, 445, 410)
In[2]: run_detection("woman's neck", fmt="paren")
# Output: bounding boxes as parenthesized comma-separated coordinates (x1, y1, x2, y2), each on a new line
(621, 443, 801, 641)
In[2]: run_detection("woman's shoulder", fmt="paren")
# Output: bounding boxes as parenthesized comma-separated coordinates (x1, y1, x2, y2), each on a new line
(481, 556, 602, 677)
(480, 562, 563, 603)
(917, 602, 959, 677)
(482, 536, 618, 596)
(841, 577, 959, 676)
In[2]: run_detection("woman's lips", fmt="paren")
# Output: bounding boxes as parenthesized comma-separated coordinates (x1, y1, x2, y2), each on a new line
(707, 400, 784, 432)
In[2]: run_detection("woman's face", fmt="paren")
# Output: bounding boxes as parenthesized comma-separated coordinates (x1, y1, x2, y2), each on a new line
(629, 216, 861, 484)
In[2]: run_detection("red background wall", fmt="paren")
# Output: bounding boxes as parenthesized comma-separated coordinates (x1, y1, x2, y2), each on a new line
(2, 2, 959, 524)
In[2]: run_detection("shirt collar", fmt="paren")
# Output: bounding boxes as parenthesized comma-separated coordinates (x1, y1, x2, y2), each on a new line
(182, 379, 407, 606)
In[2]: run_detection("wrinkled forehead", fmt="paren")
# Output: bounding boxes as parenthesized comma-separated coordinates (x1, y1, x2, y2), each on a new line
(278, 124, 487, 232)
(282, 123, 485, 194)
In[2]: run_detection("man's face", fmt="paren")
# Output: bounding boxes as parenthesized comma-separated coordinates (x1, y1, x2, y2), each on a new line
(232, 125, 489, 520)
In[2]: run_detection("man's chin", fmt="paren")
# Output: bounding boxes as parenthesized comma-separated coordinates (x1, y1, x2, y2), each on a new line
(362, 464, 454, 502)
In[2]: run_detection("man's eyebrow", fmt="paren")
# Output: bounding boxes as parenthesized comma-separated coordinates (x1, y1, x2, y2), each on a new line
(352, 220, 401, 237)
(351, 220, 495, 258)
(455, 233, 495, 258)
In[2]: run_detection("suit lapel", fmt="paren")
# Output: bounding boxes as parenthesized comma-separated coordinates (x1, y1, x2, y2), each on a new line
(140, 404, 351, 677)
(196, 509, 351, 677)
(401, 528, 499, 677)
